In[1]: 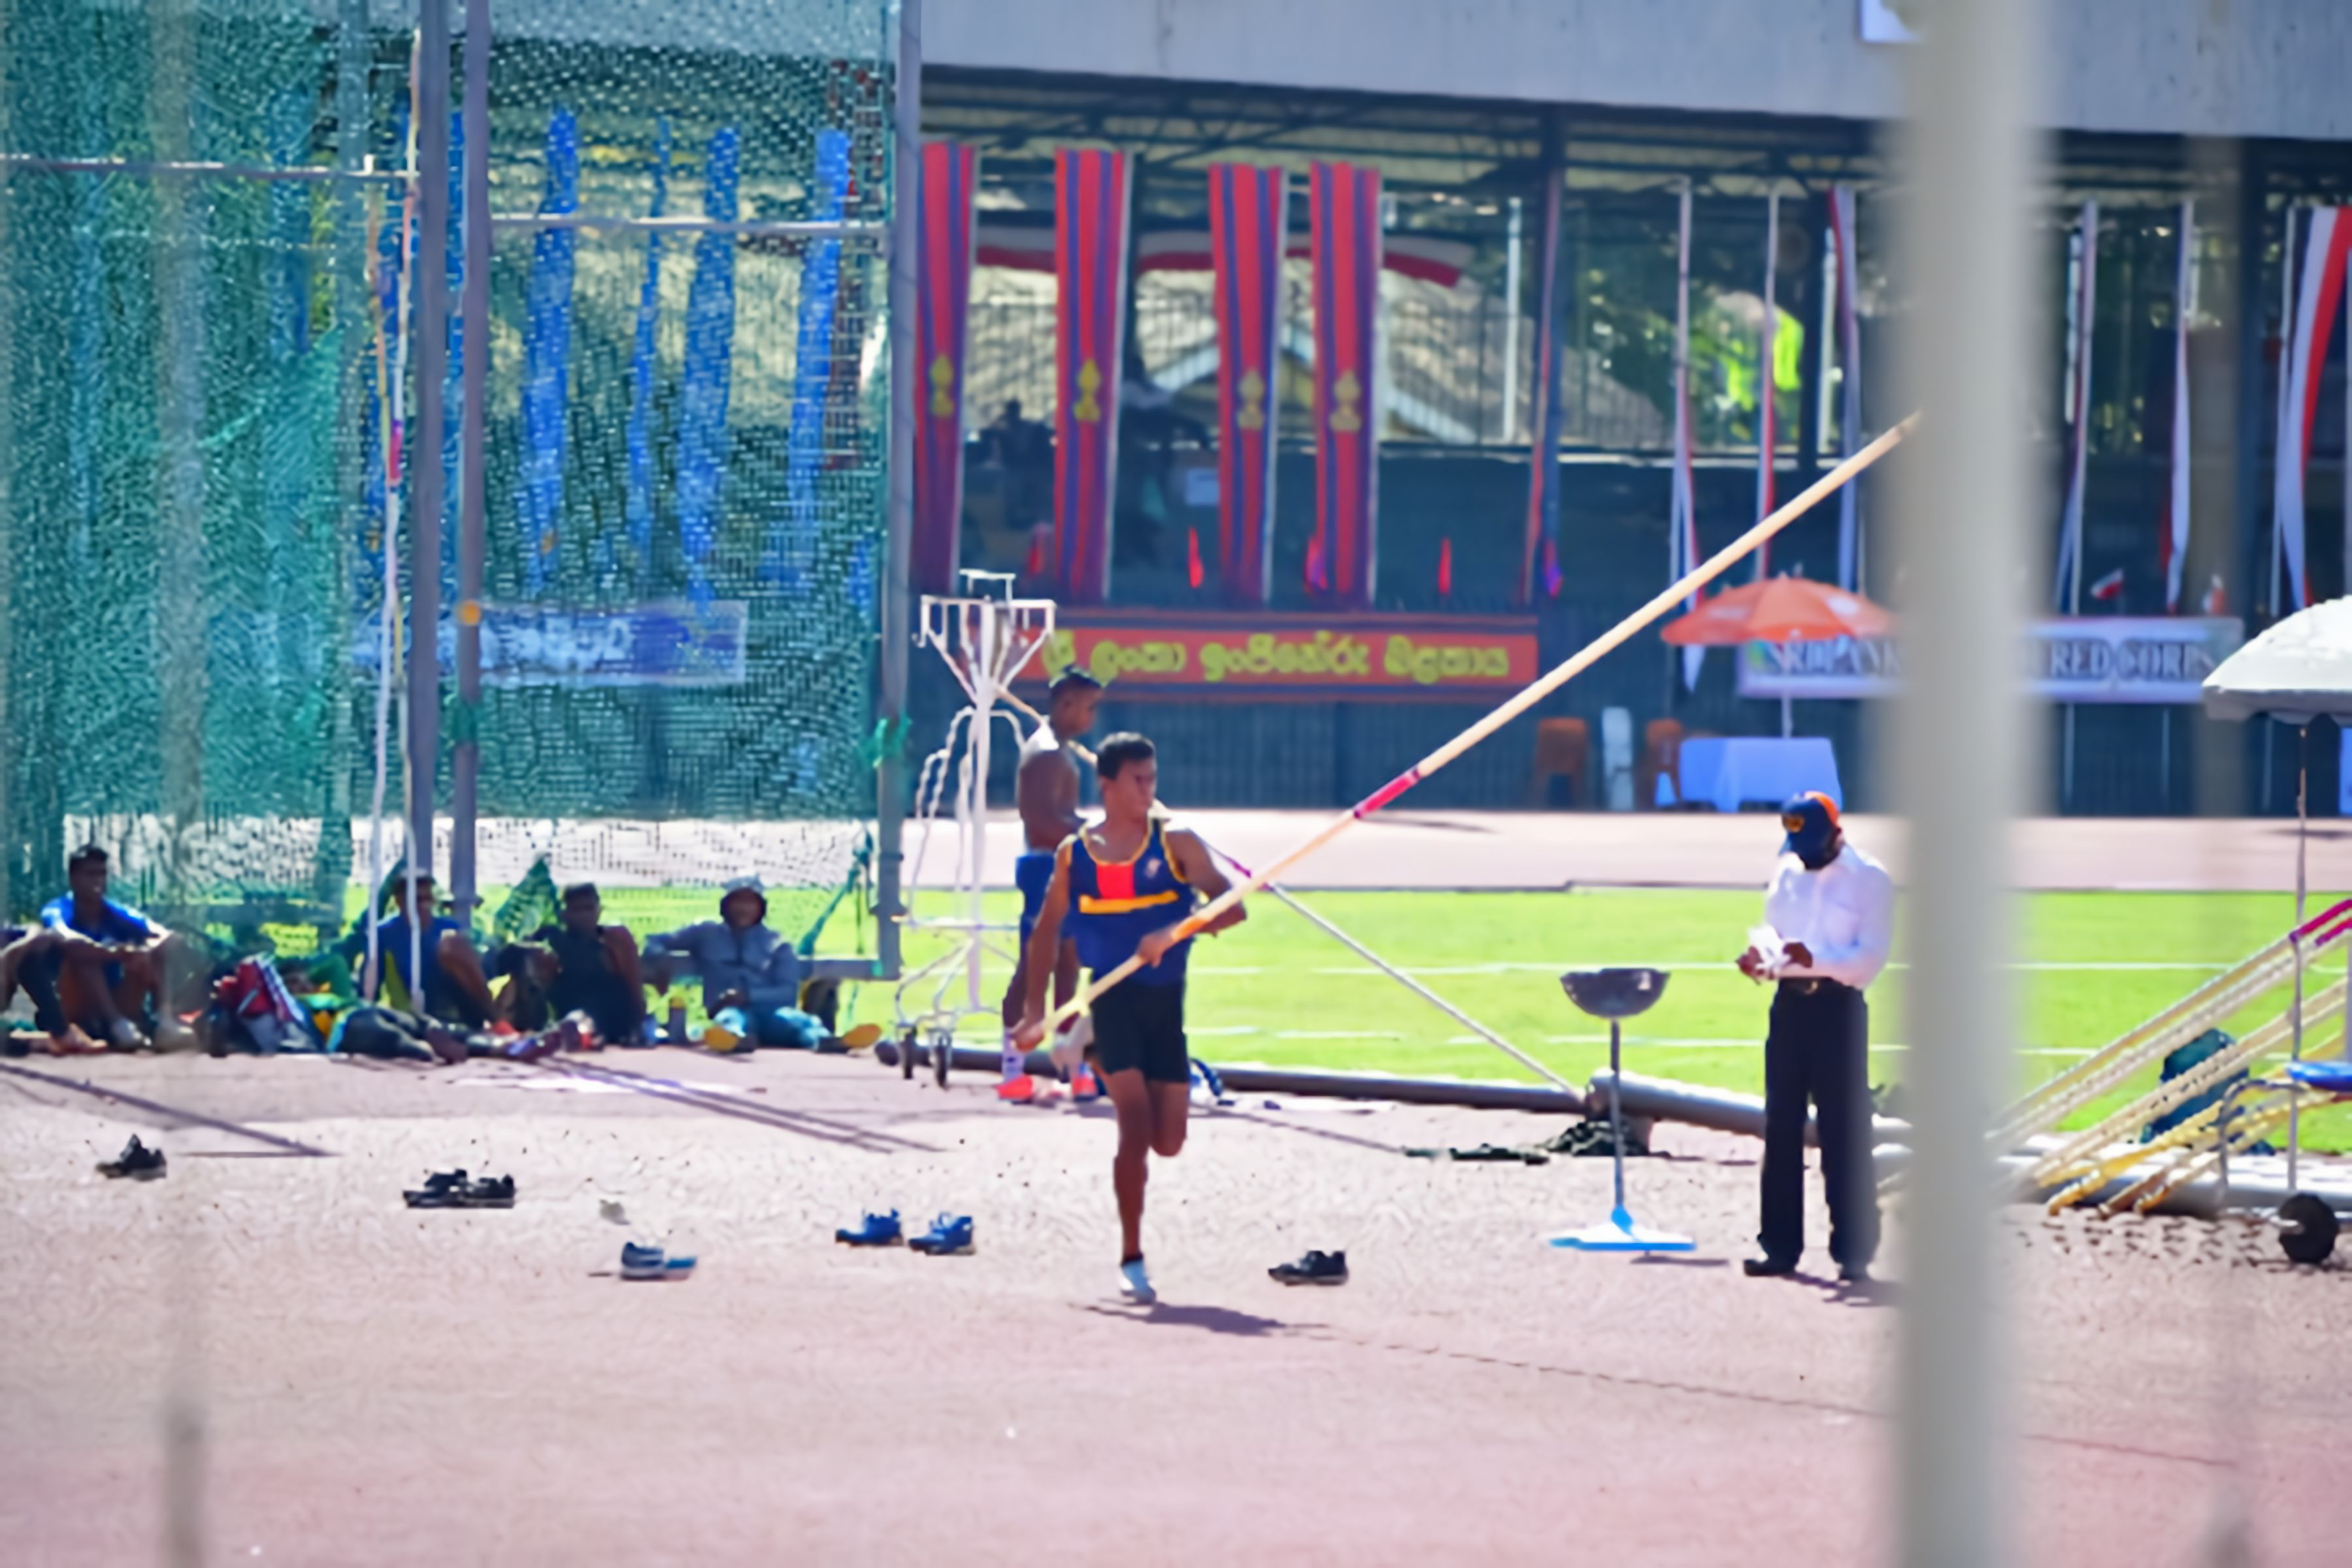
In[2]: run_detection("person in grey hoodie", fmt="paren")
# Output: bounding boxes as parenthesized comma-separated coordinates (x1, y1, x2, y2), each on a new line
(642, 878, 812, 1048)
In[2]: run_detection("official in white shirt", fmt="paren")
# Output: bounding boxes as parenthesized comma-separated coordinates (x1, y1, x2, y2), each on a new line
(1735, 792, 1894, 1283)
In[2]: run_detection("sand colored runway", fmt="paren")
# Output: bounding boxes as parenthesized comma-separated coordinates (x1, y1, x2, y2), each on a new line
(4, 1049, 2347, 1565)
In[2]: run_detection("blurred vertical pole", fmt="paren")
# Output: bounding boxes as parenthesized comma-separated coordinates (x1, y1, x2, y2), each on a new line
(0, 0, 14, 930)
(1894, 0, 2034, 1563)
(452, 0, 489, 923)
(874, 0, 921, 981)
(410, 0, 449, 889)
(318, 0, 373, 925)
(153, 0, 208, 920)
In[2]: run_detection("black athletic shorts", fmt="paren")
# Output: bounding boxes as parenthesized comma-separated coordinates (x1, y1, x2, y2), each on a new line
(1091, 981, 1189, 1083)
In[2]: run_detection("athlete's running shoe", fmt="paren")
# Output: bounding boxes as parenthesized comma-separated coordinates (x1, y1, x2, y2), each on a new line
(1269, 1249, 1349, 1286)
(96, 1135, 167, 1181)
(834, 1209, 903, 1247)
(1118, 1256, 1156, 1305)
(1068, 1063, 1103, 1103)
(994, 1073, 1037, 1103)
(909, 1214, 975, 1255)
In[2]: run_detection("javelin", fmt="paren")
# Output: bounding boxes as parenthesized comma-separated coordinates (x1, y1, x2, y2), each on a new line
(1034, 410, 1921, 1036)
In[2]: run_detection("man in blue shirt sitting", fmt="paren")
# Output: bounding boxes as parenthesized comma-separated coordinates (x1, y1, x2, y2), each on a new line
(38, 844, 193, 1051)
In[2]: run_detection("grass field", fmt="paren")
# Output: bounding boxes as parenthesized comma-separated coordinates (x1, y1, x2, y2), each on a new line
(813, 886, 2352, 1151)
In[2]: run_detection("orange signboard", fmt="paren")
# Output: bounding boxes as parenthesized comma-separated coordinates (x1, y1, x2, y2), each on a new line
(1028, 612, 1539, 698)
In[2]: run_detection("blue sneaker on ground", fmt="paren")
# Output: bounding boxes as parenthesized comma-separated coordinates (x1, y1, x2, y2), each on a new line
(835, 1209, 903, 1247)
(620, 1241, 668, 1281)
(908, 1213, 975, 1256)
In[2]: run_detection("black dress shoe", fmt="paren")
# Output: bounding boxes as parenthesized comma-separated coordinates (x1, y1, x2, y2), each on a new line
(1838, 1261, 1873, 1284)
(1742, 1256, 1797, 1277)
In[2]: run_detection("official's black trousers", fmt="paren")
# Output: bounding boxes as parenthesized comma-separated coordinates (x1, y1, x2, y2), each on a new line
(1759, 978, 1879, 1269)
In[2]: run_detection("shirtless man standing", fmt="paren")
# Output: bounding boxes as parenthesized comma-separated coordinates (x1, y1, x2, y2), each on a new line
(998, 666, 1103, 1102)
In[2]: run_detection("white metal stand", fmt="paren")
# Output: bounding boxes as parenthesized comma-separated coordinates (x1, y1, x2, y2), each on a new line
(893, 572, 1054, 1084)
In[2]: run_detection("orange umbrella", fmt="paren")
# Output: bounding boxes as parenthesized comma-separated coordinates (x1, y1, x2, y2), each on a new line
(1659, 576, 1894, 646)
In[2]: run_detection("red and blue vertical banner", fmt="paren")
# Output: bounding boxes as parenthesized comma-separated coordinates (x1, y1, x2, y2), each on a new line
(1053, 148, 1132, 604)
(913, 141, 980, 595)
(2272, 206, 2350, 615)
(1311, 159, 1382, 606)
(1208, 162, 1287, 604)
(1520, 168, 1566, 603)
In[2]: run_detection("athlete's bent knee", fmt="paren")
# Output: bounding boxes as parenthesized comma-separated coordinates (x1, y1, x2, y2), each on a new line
(1149, 1126, 1186, 1158)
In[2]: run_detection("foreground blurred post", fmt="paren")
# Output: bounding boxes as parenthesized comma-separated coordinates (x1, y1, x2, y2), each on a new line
(1895, 2, 2035, 1564)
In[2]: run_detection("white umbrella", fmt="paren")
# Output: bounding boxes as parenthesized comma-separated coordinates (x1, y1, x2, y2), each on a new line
(2202, 596, 2352, 1191)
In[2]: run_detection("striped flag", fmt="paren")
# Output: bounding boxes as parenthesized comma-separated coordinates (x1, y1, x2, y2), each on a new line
(2273, 206, 2351, 616)
(2162, 198, 2194, 613)
(517, 108, 579, 597)
(1521, 167, 1567, 602)
(676, 126, 742, 612)
(2053, 201, 2097, 613)
(1828, 186, 1865, 591)
(1754, 190, 1779, 581)
(915, 142, 980, 596)
(1669, 182, 1703, 691)
(623, 119, 672, 577)
(1207, 161, 1286, 605)
(1053, 148, 1132, 604)
(1310, 159, 1382, 606)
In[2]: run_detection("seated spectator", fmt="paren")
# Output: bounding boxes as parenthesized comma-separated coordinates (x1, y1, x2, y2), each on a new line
(335, 871, 502, 1028)
(643, 877, 816, 1049)
(1, 923, 93, 1054)
(519, 883, 645, 1047)
(38, 844, 195, 1051)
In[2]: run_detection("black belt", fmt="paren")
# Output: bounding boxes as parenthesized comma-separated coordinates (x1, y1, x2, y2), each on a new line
(1777, 977, 1856, 998)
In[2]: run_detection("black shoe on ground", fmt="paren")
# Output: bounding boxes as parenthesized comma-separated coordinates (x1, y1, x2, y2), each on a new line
(1838, 1261, 1872, 1285)
(1742, 1256, 1797, 1278)
(1269, 1249, 1349, 1286)
(402, 1169, 469, 1207)
(458, 1174, 515, 1208)
(97, 1135, 167, 1181)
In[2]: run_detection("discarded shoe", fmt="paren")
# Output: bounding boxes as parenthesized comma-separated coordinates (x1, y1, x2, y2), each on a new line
(96, 1135, 167, 1181)
(908, 1214, 974, 1256)
(835, 1209, 904, 1247)
(403, 1169, 470, 1207)
(1268, 1249, 1349, 1286)
(621, 1241, 668, 1281)
(458, 1173, 515, 1209)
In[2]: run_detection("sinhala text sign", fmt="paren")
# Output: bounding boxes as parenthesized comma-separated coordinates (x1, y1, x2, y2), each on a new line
(1736, 616, 2244, 705)
(1031, 612, 1539, 697)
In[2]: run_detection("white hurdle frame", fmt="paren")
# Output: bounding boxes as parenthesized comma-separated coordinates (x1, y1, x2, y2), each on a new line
(894, 572, 1056, 1053)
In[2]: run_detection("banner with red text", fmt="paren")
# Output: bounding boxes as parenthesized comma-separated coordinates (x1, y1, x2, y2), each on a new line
(1054, 148, 1132, 604)
(1029, 612, 1537, 698)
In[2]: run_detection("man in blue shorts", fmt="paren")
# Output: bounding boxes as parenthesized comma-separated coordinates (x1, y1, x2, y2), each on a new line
(1014, 732, 1245, 1305)
(998, 666, 1102, 1102)
(38, 844, 193, 1050)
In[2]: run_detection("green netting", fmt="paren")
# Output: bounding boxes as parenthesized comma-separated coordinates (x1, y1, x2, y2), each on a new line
(0, 0, 895, 953)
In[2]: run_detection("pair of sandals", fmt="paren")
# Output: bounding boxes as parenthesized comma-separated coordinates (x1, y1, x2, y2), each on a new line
(402, 1168, 516, 1208)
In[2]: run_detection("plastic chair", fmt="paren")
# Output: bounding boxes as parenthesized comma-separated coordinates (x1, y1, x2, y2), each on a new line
(1636, 719, 1684, 811)
(1529, 717, 1590, 808)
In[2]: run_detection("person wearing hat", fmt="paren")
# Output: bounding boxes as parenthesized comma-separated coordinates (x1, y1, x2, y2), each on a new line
(1735, 792, 1893, 1284)
(642, 878, 811, 1048)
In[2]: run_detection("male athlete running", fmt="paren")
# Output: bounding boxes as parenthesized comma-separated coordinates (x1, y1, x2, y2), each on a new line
(1015, 732, 1245, 1305)
(999, 667, 1103, 1102)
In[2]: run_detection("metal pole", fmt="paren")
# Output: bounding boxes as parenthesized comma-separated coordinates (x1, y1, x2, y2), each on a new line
(452, 0, 489, 923)
(1895, 0, 2033, 1561)
(2292, 723, 2308, 1190)
(875, 0, 921, 982)
(1501, 195, 1522, 444)
(409, 0, 449, 892)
